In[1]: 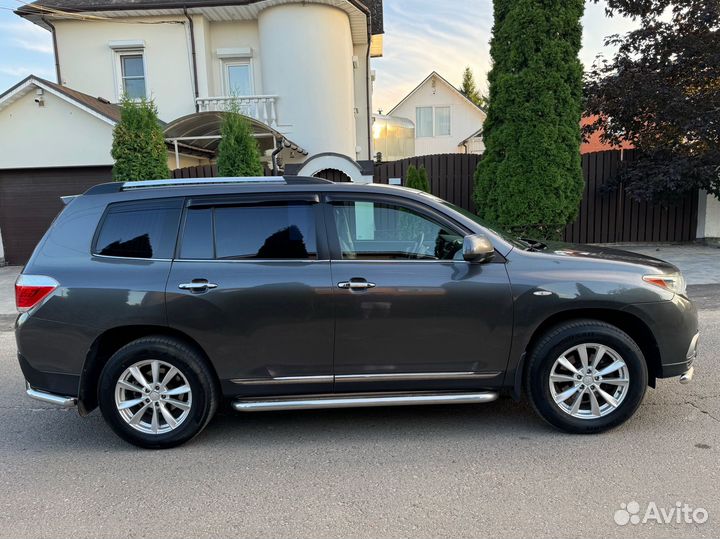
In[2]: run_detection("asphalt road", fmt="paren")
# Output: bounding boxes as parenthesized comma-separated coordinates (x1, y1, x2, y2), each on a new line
(1, 287, 719, 539)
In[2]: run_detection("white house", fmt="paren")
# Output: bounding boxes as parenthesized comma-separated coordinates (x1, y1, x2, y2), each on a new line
(388, 71, 486, 156)
(0, 0, 384, 264)
(1, 0, 383, 176)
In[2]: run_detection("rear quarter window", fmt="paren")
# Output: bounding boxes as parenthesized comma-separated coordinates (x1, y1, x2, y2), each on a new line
(94, 199, 182, 259)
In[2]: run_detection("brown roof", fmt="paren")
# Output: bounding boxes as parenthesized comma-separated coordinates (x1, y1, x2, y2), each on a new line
(0, 75, 121, 123)
(17, 0, 384, 34)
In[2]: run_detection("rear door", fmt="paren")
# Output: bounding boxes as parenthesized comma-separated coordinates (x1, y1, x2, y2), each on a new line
(166, 193, 334, 397)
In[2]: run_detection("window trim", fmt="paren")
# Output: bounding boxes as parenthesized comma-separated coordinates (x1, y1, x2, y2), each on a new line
(91, 198, 184, 261)
(175, 195, 329, 261)
(113, 48, 148, 101)
(415, 105, 452, 138)
(223, 58, 254, 96)
(322, 193, 471, 262)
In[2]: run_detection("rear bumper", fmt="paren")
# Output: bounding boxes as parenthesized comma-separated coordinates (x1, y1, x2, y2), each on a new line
(18, 353, 80, 397)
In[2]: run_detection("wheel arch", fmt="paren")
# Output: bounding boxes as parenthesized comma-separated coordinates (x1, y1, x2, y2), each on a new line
(78, 326, 219, 415)
(513, 308, 660, 400)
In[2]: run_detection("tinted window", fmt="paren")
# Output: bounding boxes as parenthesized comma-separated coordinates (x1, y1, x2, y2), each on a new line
(332, 201, 463, 260)
(212, 203, 317, 260)
(95, 204, 181, 259)
(180, 208, 213, 259)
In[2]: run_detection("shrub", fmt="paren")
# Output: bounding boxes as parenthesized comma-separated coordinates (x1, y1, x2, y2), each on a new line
(406, 164, 430, 192)
(216, 100, 264, 177)
(111, 96, 170, 182)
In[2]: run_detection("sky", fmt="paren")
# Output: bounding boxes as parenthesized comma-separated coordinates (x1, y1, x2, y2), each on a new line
(0, 0, 637, 106)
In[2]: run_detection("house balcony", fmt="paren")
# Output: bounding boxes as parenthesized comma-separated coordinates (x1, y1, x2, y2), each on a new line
(195, 96, 278, 127)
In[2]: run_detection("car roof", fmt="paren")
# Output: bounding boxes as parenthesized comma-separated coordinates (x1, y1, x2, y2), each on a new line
(83, 176, 439, 203)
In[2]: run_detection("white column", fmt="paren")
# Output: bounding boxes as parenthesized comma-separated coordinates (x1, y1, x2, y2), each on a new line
(696, 191, 720, 239)
(258, 4, 356, 157)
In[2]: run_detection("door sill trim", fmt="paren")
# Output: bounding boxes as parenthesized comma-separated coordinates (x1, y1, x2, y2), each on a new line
(230, 371, 501, 385)
(232, 391, 499, 412)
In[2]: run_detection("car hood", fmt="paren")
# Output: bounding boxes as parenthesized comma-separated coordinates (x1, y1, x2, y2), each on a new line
(538, 242, 679, 273)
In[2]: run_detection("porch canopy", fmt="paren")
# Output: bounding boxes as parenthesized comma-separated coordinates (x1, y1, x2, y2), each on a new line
(163, 111, 307, 169)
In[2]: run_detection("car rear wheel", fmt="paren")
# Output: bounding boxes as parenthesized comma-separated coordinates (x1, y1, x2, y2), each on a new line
(526, 320, 648, 433)
(98, 336, 218, 448)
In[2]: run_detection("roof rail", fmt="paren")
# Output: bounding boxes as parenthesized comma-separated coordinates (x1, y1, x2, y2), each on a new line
(84, 176, 333, 195)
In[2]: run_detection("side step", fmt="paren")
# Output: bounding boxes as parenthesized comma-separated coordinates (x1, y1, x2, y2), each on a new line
(232, 391, 499, 412)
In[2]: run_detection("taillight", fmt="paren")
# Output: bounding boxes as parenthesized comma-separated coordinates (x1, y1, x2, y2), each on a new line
(15, 275, 59, 313)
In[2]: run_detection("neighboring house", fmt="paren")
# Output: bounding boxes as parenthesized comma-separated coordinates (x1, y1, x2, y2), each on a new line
(387, 71, 486, 156)
(0, 0, 384, 264)
(581, 115, 634, 154)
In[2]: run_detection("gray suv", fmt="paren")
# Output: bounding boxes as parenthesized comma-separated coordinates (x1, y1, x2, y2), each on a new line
(16, 177, 699, 448)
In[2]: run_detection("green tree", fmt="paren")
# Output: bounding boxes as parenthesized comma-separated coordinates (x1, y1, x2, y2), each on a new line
(217, 100, 264, 177)
(474, 0, 585, 239)
(459, 66, 488, 109)
(111, 96, 170, 182)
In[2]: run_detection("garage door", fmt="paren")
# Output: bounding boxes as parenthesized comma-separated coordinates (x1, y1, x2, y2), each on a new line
(0, 166, 113, 265)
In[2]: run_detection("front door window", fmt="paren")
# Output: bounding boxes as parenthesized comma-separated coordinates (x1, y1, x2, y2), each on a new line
(331, 200, 464, 260)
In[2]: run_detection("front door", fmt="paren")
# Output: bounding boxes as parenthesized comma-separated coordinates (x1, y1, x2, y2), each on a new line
(326, 195, 513, 393)
(166, 194, 334, 397)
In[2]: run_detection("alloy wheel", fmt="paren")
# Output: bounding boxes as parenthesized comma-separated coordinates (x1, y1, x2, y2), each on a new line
(114, 359, 193, 434)
(548, 343, 630, 419)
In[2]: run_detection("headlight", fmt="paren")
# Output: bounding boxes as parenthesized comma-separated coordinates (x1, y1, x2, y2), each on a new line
(642, 272, 687, 296)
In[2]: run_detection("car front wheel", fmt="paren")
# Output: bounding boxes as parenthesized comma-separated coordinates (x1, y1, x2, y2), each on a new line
(526, 319, 648, 433)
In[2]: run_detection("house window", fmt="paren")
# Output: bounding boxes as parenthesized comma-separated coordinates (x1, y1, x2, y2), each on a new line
(435, 106, 451, 136)
(415, 106, 451, 137)
(224, 61, 252, 96)
(119, 53, 146, 99)
(416, 107, 433, 137)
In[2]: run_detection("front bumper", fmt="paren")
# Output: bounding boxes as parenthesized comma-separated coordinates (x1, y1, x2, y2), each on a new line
(25, 381, 76, 408)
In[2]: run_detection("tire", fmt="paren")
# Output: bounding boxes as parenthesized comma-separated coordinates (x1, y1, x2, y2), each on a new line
(98, 336, 218, 449)
(525, 319, 648, 434)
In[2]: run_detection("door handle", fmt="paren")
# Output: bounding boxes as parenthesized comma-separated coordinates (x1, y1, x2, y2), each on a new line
(338, 281, 376, 290)
(178, 281, 218, 292)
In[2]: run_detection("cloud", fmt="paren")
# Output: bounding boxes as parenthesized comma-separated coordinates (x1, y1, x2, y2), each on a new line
(12, 38, 54, 54)
(0, 65, 54, 79)
(373, 0, 493, 112)
(372, 0, 641, 112)
(0, 19, 53, 55)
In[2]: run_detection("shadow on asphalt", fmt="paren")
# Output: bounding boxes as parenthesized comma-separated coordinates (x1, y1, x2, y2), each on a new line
(3, 398, 573, 452)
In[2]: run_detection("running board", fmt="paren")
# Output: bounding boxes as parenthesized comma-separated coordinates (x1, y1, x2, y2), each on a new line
(232, 391, 499, 412)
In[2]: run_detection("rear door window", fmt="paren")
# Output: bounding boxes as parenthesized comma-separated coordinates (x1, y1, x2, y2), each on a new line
(94, 200, 182, 259)
(179, 202, 318, 260)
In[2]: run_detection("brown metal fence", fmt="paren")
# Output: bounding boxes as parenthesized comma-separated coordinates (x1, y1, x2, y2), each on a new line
(374, 154, 481, 214)
(170, 149, 698, 243)
(171, 164, 218, 178)
(565, 150, 698, 243)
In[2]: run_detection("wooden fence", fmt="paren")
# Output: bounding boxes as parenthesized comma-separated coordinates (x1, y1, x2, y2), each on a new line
(170, 150, 698, 243)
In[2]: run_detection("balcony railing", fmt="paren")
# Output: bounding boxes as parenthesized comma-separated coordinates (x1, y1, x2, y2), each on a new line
(196, 96, 278, 127)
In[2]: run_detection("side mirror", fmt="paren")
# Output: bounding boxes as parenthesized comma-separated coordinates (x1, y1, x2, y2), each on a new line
(463, 234, 495, 263)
